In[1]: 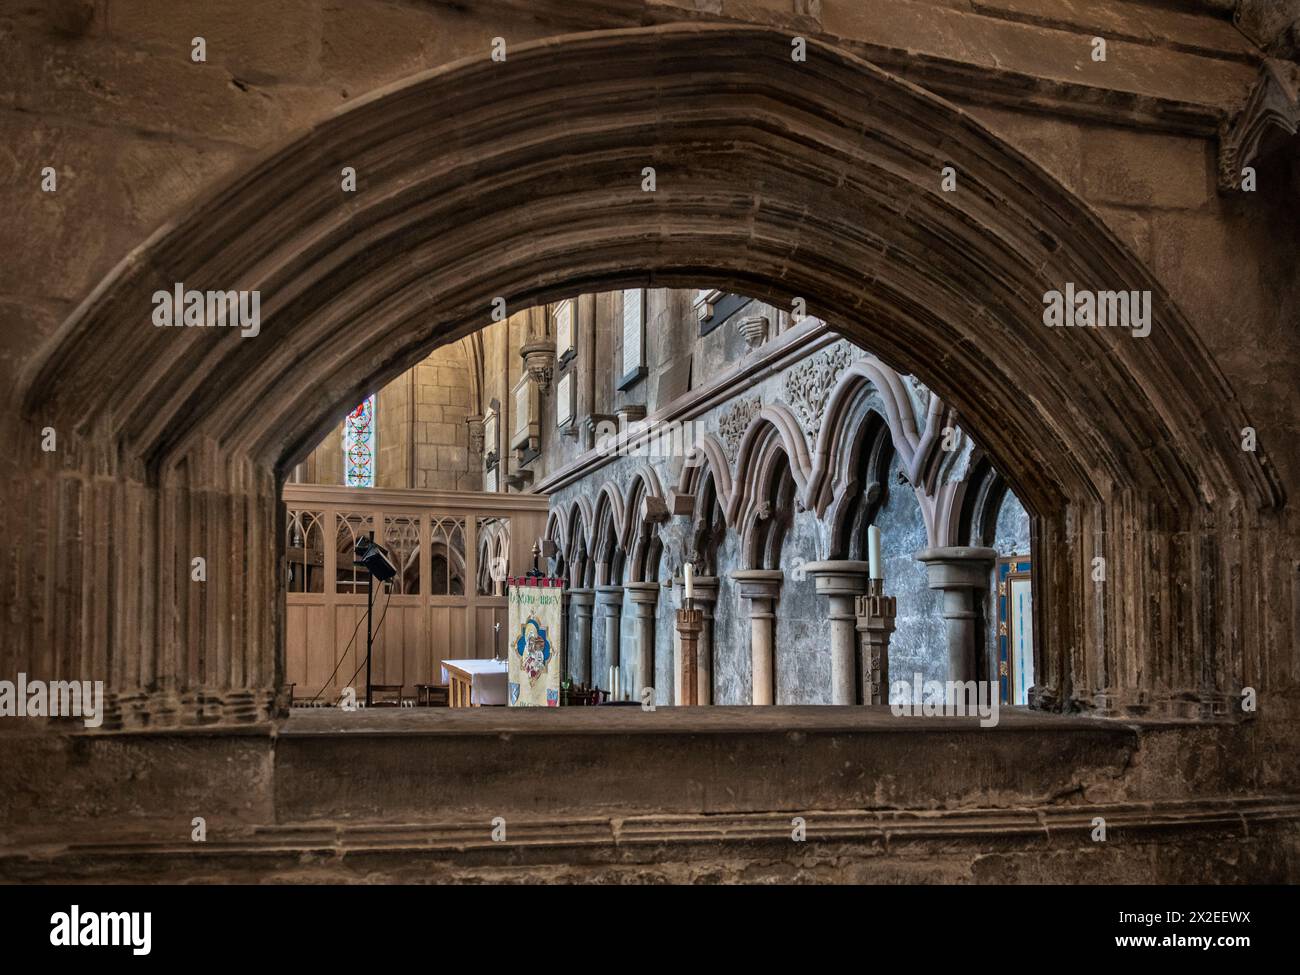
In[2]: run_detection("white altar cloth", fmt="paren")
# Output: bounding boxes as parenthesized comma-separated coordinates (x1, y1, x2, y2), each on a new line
(441, 658, 508, 706)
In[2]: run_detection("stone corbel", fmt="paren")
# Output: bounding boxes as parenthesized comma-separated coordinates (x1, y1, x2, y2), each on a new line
(617, 404, 647, 431)
(667, 490, 695, 517)
(465, 414, 485, 458)
(737, 314, 770, 352)
(520, 341, 555, 394)
(504, 470, 534, 490)
(1218, 58, 1300, 192)
(641, 495, 670, 526)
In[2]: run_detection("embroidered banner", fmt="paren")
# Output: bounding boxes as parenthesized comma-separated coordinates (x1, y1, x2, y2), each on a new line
(506, 579, 564, 707)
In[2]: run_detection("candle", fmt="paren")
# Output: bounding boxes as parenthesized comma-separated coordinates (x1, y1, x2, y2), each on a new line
(868, 525, 882, 580)
(608, 666, 614, 696)
(684, 562, 695, 600)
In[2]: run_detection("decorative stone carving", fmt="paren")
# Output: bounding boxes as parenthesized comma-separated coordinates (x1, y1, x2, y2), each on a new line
(736, 314, 770, 352)
(520, 341, 555, 393)
(718, 396, 761, 458)
(465, 414, 485, 457)
(781, 343, 853, 431)
(1218, 58, 1300, 191)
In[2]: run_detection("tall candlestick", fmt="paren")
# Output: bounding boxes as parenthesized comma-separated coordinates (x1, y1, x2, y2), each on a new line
(868, 525, 882, 580)
(684, 562, 695, 600)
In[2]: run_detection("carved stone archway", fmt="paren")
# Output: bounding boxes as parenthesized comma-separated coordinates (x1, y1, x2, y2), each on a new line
(11, 24, 1282, 727)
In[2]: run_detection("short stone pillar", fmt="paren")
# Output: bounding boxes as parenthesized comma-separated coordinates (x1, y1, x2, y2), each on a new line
(915, 546, 998, 683)
(595, 584, 624, 694)
(568, 588, 596, 685)
(802, 560, 871, 705)
(624, 581, 660, 698)
(730, 569, 785, 705)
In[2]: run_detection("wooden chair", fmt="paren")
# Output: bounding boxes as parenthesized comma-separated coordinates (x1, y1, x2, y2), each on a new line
(368, 683, 404, 707)
(416, 683, 449, 707)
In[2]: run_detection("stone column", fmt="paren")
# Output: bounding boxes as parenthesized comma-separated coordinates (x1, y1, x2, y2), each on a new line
(915, 547, 998, 683)
(595, 584, 624, 693)
(730, 569, 785, 705)
(568, 588, 596, 685)
(624, 581, 660, 698)
(802, 560, 871, 705)
(691, 576, 720, 705)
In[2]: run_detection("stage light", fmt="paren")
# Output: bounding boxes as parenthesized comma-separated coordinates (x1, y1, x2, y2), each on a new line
(353, 536, 397, 583)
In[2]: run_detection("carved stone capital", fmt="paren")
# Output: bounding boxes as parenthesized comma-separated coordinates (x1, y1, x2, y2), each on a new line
(520, 341, 555, 393)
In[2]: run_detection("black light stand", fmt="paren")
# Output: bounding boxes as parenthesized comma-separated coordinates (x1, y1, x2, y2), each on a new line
(354, 533, 397, 708)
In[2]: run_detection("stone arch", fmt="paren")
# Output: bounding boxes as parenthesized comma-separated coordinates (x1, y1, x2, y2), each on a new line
(11, 23, 1283, 725)
(565, 497, 593, 588)
(810, 357, 942, 509)
(677, 434, 734, 518)
(727, 404, 814, 528)
(624, 465, 667, 584)
(591, 482, 626, 587)
(545, 506, 568, 580)
(826, 408, 895, 561)
(736, 421, 801, 571)
(960, 451, 1012, 550)
(678, 434, 732, 575)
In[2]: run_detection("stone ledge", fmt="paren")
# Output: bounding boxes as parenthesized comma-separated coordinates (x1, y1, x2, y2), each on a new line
(3, 795, 1296, 883)
(272, 703, 1209, 737)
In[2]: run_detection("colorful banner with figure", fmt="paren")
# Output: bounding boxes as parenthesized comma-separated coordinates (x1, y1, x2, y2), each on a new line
(506, 578, 564, 707)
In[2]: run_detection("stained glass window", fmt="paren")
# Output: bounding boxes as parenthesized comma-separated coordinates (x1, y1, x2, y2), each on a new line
(343, 395, 375, 488)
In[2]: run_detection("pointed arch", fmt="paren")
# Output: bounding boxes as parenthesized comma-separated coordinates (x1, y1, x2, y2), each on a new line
(809, 356, 945, 511)
(620, 464, 666, 550)
(736, 424, 800, 571)
(677, 433, 733, 524)
(565, 497, 593, 588)
(545, 505, 569, 580)
(726, 403, 813, 527)
(9, 22, 1282, 723)
(591, 482, 626, 587)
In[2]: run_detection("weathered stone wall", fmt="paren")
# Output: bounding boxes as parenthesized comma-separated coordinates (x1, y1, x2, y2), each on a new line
(296, 340, 477, 489)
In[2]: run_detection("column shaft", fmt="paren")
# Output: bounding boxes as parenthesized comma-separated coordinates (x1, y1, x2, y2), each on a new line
(750, 597, 775, 705)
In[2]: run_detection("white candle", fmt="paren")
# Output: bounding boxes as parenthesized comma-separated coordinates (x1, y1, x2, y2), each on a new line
(613, 665, 620, 701)
(608, 666, 614, 696)
(868, 525, 882, 580)
(684, 562, 695, 600)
